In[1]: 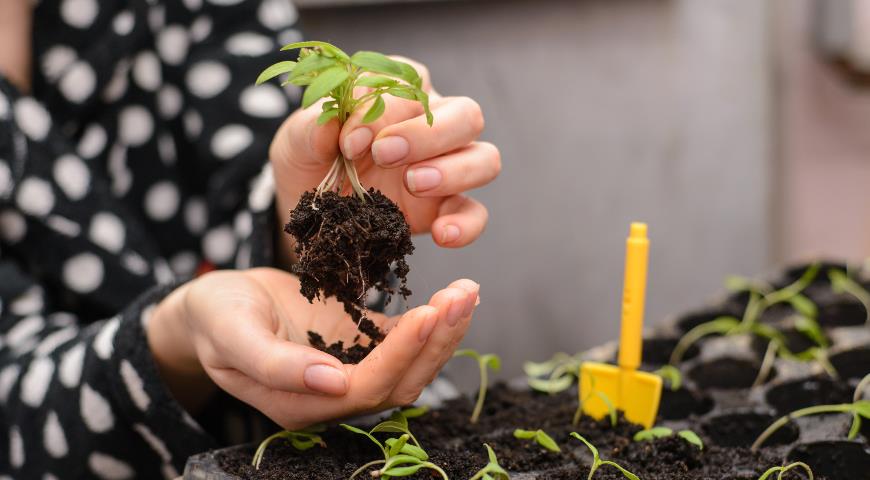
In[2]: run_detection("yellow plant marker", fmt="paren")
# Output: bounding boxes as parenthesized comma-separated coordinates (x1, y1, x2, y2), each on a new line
(579, 223, 662, 428)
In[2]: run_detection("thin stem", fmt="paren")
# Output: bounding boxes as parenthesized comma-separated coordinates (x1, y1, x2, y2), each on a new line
(252, 430, 291, 469)
(423, 462, 450, 480)
(855, 374, 870, 402)
(751, 404, 854, 451)
(471, 361, 488, 424)
(669, 318, 738, 365)
(752, 340, 778, 388)
(812, 349, 839, 380)
(349, 460, 385, 479)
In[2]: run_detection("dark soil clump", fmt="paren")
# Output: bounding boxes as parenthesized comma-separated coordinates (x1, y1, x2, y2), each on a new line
(286, 189, 413, 363)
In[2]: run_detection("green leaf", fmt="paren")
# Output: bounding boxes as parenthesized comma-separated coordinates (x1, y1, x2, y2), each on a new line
(534, 430, 561, 453)
(794, 316, 826, 347)
(789, 294, 818, 319)
(399, 443, 428, 461)
(386, 435, 409, 457)
(848, 413, 861, 440)
(340, 424, 384, 452)
(362, 95, 385, 124)
(677, 430, 704, 450)
(524, 359, 558, 378)
(528, 375, 574, 394)
(371, 420, 409, 436)
(385, 86, 418, 100)
(256, 61, 296, 85)
(570, 433, 599, 463)
(280, 41, 350, 61)
(290, 54, 339, 81)
(400, 406, 430, 419)
(317, 109, 339, 125)
(454, 349, 481, 361)
(853, 400, 870, 418)
(600, 461, 640, 480)
(758, 466, 783, 480)
(356, 75, 400, 89)
(483, 354, 502, 372)
(416, 89, 434, 126)
(633, 427, 672, 442)
(302, 66, 349, 109)
(382, 464, 426, 477)
(653, 365, 682, 391)
(351, 51, 406, 77)
(484, 444, 499, 464)
(513, 429, 536, 440)
(725, 275, 755, 292)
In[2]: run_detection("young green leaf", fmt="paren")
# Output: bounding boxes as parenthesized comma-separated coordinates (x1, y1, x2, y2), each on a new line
(280, 41, 351, 61)
(317, 109, 339, 125)
(399, 405, 430, 419)
(633, 426, 672, 442)
(356, 75, 400, 89)
(351, 51, 407, 78)
(677, 430, 704, 450)
(454, 349, 502, 424)
(788, 294, 818, 319)
(301, 66, 349, 109)
(653, 365, 682, 391)
(362, 95, 386, 124)
(251, 429, 326, 470)
(528, 375, 574, 394)
(571, 432, 640, 480)
(757, 462, 814, 480)
(513, 429, 561, 453)
(340, 423, 385, 454)
(255, 61, 296, 85)
(289, 53, 339, 80)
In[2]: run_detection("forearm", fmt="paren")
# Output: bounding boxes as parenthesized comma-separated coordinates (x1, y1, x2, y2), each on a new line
(0, 1, 32, 92)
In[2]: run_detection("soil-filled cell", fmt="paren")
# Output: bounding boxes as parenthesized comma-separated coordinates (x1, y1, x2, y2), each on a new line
(829, 347, 870, 380)
(787, 441, 870, 480)
(765, 377, 852, 415)
(659, 387, 715, 420)
(702, 412, 799, 448)
(688, 358, 775, 390)
(676, 307, 741, 334)
(817, 298, 867, 327)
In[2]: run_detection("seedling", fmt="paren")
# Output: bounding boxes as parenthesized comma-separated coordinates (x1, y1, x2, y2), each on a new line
(829, 268, 870, 325)
(513, 429, 561, 453)
(454, 349, 501, 424)
(573, 374, 617, 427)
(652, 365, 682, 391)
(469, 444, 510, 480)
(251, 426, 326, 470)
(258, 41, 433, 340)
(524, 352, 582, 394)
(751, 373, 870, 451)
(570, 433, 639, 480)
(757, 462, 813, 480)
(341, 413, 448, 479)
(633, 426, 704, 450)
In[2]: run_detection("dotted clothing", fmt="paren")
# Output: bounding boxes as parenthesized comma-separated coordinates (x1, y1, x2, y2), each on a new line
(0, 0, 302, 477)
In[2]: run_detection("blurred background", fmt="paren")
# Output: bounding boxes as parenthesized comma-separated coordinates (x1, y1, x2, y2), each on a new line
(292, 0, 870, 385)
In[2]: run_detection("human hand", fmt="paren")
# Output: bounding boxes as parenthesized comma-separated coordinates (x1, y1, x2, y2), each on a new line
(269, 57, 501, 253)
(147, 267, 479, 429)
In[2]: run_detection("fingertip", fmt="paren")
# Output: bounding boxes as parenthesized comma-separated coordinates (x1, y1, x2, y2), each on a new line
(303, 363, 349, 396)
(448, 279, 480, 295)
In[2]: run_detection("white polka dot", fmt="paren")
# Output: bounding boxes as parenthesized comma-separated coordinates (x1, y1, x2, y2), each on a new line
(14, 98, 51, 141)
(283, 83, 302, 103)
(157, 85, 182, 119)
(93, 317, 120, 360)
(0, 210, 27, 243)
(157, 133, 176, 165)
(258, 0, 298, 30)
(6, 315, 44, 345)
(140, 304, 157, 330)
(248, 164, 274, 212)
(46, 215, 81, 237)
(183, 0, 202, 10)
(54, 154, 90, 200)
(190, 15, 212, 42)
(277, 28, 303, 47)
(63, 253, 104, 294)
(169, 251, 198, 276)
(144, 181, 180, 221)
(44, 411, 68, 458)
(240, 84, 288, 118)
(133, 424, 170, 462)
(16, 177, 54, 216)
(35, 327, 77, 357)
(9, 427, 24, 468)
(211, 124, 253, 160)
(41, 45, 77, 81)
(48, 312, 76, 328)
(225, 32, 273, 56)
(81, 384, 114, 433)
(234, 211, 252, 237)
(59, 343, 86, 388)
(10, 286, 43, 316)
(183, 109, 203, 138)
(112, 10, 135, 36)
(0, 161, 10, 198)
(157, 25, 190, 66)
(102, 60, 130, 102)
(59, 61, 96, 103)
(208, 0, 244, 5)
(0, 365, 20, 404)
(121, 252, 150, 276)
(89, 212, 125, 253)
(107, 144, 132, 197)
(153, 259, 175, 284)
(235, 241, 252, 269)
(121, 361, 150, 411)
(77, 124, 107, 158)
(148, 5, 165, 32)
(0, 93, 8, 120)
(61, 0, 98, 28)
(89, 452, 133, 480)
(118, 106, 153, 147)
(20, 357, 54, 407)
(203, 225, 236, 264)
(186, 61, 230, 98)
(132, 52, 161, 92)
(184, 197, 207, 233)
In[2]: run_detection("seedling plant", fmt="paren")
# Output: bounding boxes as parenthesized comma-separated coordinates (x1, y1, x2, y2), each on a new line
(828, 268, 870, 325)
(573, 374, 617, 427)
(251, 426, 326, 470)
(570, 433, 639, 480)
(751, 373, 870, 451)
(757, 462, 813, 480)
(468, 444, 510, 480)
(524, 352, 583, 394)
(454, 349, 501, 424)
(632, 426, 704, 450)
(512, 429, 561, 453)
(258, 41, 433, 353)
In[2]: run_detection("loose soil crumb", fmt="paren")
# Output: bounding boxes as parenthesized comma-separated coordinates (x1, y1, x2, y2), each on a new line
(286, 189, 413, 363)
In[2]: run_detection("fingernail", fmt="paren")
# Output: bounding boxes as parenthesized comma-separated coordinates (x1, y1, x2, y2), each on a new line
(418, 312, 437, 342)
(447, 295, 466, 326)
(303, 364, 348, 395)
(406, 167, 442, 193)
(440, 224, 460, 244)
(343, 128, 373, 160)
(462, 292, 478, 317)
(371, 136, 409, 165)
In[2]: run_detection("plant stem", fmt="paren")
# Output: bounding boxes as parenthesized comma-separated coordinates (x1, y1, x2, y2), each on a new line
(251, 430, 291, 469)
(752, 340, 778, 388)
(471, 360, 488, 424)
(669, 318, 738, 365)
(349, 460, 385, 479)
(751, 404, 855, 451)
(855, 373, 870, 402)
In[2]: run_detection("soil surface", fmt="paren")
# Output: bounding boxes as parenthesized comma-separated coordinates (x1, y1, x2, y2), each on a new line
(285, 189, 413, 362)
(216, 384, 831, 480)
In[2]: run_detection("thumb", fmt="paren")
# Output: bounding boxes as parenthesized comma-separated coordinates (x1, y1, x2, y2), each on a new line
(270, 99, 340, 172)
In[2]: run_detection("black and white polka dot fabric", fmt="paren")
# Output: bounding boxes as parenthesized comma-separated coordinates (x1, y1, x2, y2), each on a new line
(0, 0, 302, 477)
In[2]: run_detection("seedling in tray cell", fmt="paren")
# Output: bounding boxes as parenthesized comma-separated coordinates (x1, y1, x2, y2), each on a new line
(454, 349, 501, 424)
(828, 268, 870, 325)
(512, 428, 561, 453)
(632, 426, 704, 450)
(573, 374, 618, 427)
(570, 432, 639, 480)
(751, 373, 870, 451)
(652, 365, 682, 391)
(251, 425, 326, 470)
(341, 414, 447, 479)
(524, 352, 583, 394)
(469, 444, 510, 480)
(757, 462, 814, 480)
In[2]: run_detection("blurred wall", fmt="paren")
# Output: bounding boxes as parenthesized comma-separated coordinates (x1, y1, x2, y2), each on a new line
(298, 0, 775, 385)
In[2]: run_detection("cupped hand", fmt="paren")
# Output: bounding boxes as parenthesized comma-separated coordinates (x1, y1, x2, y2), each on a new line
(269, 57, 501, 250)
(147, 267, 479, 430)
